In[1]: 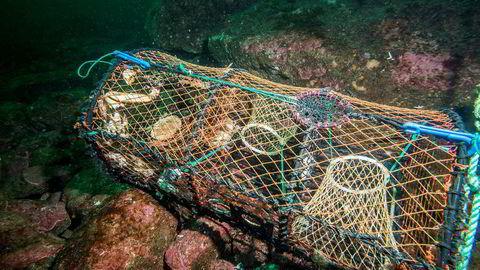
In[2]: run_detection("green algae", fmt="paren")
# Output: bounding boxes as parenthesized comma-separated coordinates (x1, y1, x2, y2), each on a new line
(66, 161, 131, 196)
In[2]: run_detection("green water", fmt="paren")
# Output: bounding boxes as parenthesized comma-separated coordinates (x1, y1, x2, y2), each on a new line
(0, 1, 479, 269)
(0, 0, 154, 65)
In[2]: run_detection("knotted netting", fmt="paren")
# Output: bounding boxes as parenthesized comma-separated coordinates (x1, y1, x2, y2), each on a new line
(77, 49, 476, 269)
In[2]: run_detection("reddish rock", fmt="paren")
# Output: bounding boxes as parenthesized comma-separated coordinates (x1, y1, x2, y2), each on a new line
(208, 259, 236, 270)
(164, 216, 313, 269)
(392, 52, 453, 91)
(227, 226, 313, 269)
(0, 211, 38, 248)
(165, 217, 232, 270)
(210, 31, 336, 87)
(4, 199, 71, 235)
(54, 189, 178, 270)
(0, 211, 65, 269)
(242, 33, 323, 64)
(230, 230, 269, 267)
(0, 234, 64, 270)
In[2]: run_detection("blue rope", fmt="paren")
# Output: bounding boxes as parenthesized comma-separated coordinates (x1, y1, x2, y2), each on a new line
(457, 152, 480, 270)
(456, 134, 480, 270)
(77, 52, 116, 78)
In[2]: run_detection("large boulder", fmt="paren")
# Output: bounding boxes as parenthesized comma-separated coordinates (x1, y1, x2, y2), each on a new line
(3, 199, 71, 235)
(54, 189, 178, 270)
(209, 30, 343, 86)
(0, 233, 64, 270)
(62, 165, 131, 221)
(164, 217, 232, 269)
(0, 211, 65, 269)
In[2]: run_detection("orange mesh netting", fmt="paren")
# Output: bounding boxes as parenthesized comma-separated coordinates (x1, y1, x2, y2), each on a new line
(78, 50, 469, 269)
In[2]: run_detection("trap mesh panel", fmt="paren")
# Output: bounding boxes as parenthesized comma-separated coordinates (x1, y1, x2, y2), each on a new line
(78, 50, 469, 269)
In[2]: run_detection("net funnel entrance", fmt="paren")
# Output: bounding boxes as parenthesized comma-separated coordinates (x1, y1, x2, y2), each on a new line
(241, 97, 297, 156)
(297, 155, 397, 269)
(77, 49, 475, 270)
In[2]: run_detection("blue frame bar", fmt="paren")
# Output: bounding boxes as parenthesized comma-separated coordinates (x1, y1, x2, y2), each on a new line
(112, 50, 151, 69)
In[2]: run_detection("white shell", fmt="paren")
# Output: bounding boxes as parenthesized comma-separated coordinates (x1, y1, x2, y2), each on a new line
(122, 69, 137, 85)
(103, 91, 153, 107)
(211, 117, 236, 147)
(105, 152, 154, 178)
(105, 111, 128, 136)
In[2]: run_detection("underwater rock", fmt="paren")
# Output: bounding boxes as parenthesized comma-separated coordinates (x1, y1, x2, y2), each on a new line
(0, 211, 40, 248)
(205, 1, 370, 89)
(228, 226, 313, 269)
(62, 165, 131, 221)
(164, 216, 311, 269)
(208, 259, 236, 270)
(273, 250, 315, 270)
(1, 159, 49, 199)
(21, 165, 50, 194)
(0, 233, 64, 270)
(164, 217, 232, 269)
(63, 188, 111, 220)
(392, 52, 453, 91)
(0, 211, 65, 269)
(209, 31, 335, 87)
(230, 230, 269, 267)
(40, 191, 62, 203)
(26, 87, 88, 132)
(4, 199, 71, 235)
(204, 0, 479, 109)
(54, 189, 177, 270)
(145, 0, 256, 53)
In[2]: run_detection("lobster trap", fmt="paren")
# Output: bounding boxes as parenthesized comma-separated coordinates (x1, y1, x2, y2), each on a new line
(77, 49, 479, 269)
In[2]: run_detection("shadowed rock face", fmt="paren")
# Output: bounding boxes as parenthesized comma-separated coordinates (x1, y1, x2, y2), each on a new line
(147, 0, 480, 112)
(165, 216, 239, 269)
(164, 217, 314, 269)
(53, 189, 178, 270)
(146, 0, 257, 54)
